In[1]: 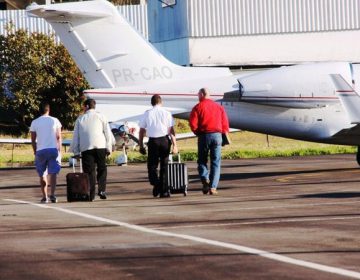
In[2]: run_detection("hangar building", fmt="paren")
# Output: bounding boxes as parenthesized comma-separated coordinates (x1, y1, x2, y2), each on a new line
(148, 0, 360, 66)
(1, 0, 360, 67)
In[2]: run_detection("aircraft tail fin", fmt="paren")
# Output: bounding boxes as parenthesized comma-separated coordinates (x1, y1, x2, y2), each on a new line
(330, 74, 360, 124)
(27, 0, 231, 89)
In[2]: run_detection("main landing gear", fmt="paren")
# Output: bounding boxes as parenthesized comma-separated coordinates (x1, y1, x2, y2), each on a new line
(357, 146, 360, 166)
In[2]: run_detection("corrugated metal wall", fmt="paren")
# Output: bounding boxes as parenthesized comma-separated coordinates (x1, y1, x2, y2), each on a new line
(0, 5, 148, 39)
(117, 5, 148, 38)
(3, 1, 359, 39)
(188, 0, 360, 37)
(0, 10, 52, 36)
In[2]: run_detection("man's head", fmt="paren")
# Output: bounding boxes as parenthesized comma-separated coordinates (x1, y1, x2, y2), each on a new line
(84, 98, 96, 110)
(151, 94, 162, 106)
(40, 102, 50, 115)
(198, 88, 210, 101)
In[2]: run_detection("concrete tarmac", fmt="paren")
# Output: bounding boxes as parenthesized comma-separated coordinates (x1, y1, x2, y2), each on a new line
(0, 154, 359, 280)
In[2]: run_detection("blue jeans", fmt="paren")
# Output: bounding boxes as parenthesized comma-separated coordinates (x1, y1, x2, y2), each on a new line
(197, 133, 222, 189)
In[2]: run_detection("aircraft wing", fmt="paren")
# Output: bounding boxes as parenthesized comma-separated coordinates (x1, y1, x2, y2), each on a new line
(0, 139, 32, 144)
(174, 129, 240, 141)
(0, 138, 71, 146)
(96, 103, 191, 123)
(329, 123, 360, 142)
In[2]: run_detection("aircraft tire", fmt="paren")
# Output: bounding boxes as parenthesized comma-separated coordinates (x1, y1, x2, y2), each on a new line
(356, 146, 360, 166)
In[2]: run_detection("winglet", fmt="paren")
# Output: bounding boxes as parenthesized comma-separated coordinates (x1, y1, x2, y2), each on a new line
(330, 74, 360, 124)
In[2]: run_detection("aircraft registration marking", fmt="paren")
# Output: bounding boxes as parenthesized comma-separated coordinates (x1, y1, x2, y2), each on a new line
(5, 199, 360, 280)
(112, 66, 173, 83)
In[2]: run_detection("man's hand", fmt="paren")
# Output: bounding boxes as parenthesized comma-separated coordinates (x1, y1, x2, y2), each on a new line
(139, 146, 147, 155)
(172, 145, 178, 154)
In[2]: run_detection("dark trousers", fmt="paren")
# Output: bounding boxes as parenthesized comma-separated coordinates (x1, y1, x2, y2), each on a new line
(81, 148, 107, 198)
(147, 136, 171, 194)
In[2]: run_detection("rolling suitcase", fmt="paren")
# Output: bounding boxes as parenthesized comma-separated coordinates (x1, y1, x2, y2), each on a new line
(166, 154, 188, 196)
(66, 156, 91, 202)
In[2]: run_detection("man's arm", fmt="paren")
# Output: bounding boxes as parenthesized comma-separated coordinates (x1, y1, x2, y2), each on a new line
(31, 132, 37, 155)
(56, 127, 62, 152)
(70, 120, 80, 155)
(189, 108, 199, 134)
(103, 121, 114, 155)
(139, 128, 147, 155)
(221, 107, 230, 133)
(169, 126, 178, 154)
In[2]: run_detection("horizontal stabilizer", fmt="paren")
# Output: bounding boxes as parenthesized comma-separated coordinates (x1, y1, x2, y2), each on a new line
(26, 3, 111, 19)
(330, 74, 360, 124)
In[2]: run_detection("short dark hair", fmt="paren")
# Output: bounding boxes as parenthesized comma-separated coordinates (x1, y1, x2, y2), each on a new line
(84, 98, 96, 109)
(151, 94, 162, 106)
(40, 102, 50, 114)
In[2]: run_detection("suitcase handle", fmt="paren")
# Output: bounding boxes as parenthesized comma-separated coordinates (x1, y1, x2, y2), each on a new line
(71, 155, 83, 173)
(169, 153, 181, 164)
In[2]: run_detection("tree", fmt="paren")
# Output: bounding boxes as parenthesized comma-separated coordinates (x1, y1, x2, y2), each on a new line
(0, 26, 89, 135)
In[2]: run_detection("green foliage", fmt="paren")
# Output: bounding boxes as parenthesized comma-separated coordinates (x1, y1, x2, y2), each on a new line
(0, 26, 88, 135)
(174, 118, 191, 133)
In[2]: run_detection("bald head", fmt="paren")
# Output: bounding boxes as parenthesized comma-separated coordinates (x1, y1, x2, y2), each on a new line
(198, 88, 210, 101)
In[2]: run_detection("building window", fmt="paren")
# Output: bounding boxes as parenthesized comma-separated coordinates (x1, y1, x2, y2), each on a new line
(0, 2, 6, 10)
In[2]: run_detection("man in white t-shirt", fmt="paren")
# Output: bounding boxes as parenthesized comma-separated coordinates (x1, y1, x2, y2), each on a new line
(30, 103, 62, 203)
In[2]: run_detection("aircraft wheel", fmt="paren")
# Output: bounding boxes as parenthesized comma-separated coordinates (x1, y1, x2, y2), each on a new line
(357, 146, 360, 166)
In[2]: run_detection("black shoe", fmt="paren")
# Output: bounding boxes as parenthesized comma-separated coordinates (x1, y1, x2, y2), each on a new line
(160, 192, 170, 198)
(201, 178, 210, 194)
(152, 185, 160, 197)
(98, 191, 107, 199)
(49, 195, 58, 203)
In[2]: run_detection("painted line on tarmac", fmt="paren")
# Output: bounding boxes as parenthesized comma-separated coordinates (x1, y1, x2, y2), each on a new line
(151, 215, 360, 230)
(5, 199, 360, 280)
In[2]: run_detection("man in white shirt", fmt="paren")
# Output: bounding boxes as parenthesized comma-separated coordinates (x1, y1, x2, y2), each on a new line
(139, 94, 178, 198)
(30, 103, 62, 203)
(71, 99, 115, 201)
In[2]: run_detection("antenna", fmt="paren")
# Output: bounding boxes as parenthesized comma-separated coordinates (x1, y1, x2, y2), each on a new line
(237, 79, 244, 99)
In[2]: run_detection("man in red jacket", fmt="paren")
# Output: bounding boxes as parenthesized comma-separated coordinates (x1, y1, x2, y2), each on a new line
(189, 88, 230, 195)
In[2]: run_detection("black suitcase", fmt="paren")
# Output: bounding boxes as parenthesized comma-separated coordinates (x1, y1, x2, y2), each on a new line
(166, 154, 188, 196)
(66, 157, 91, 202)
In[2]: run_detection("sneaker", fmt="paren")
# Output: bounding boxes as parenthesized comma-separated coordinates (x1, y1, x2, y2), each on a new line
(98, 191, 107, 199)
(209, 188, 218, 195)
(49, 195, 58, 203)
(40, 197, 49, 204)
(201, 178, 210, 194)
(160, 191, 170, 198)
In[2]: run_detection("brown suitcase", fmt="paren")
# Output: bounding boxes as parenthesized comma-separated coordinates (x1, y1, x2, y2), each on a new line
(66, 157, 91, 202)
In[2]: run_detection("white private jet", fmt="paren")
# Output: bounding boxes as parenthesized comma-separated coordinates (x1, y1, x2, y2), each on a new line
(27, 0, 360, 164)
